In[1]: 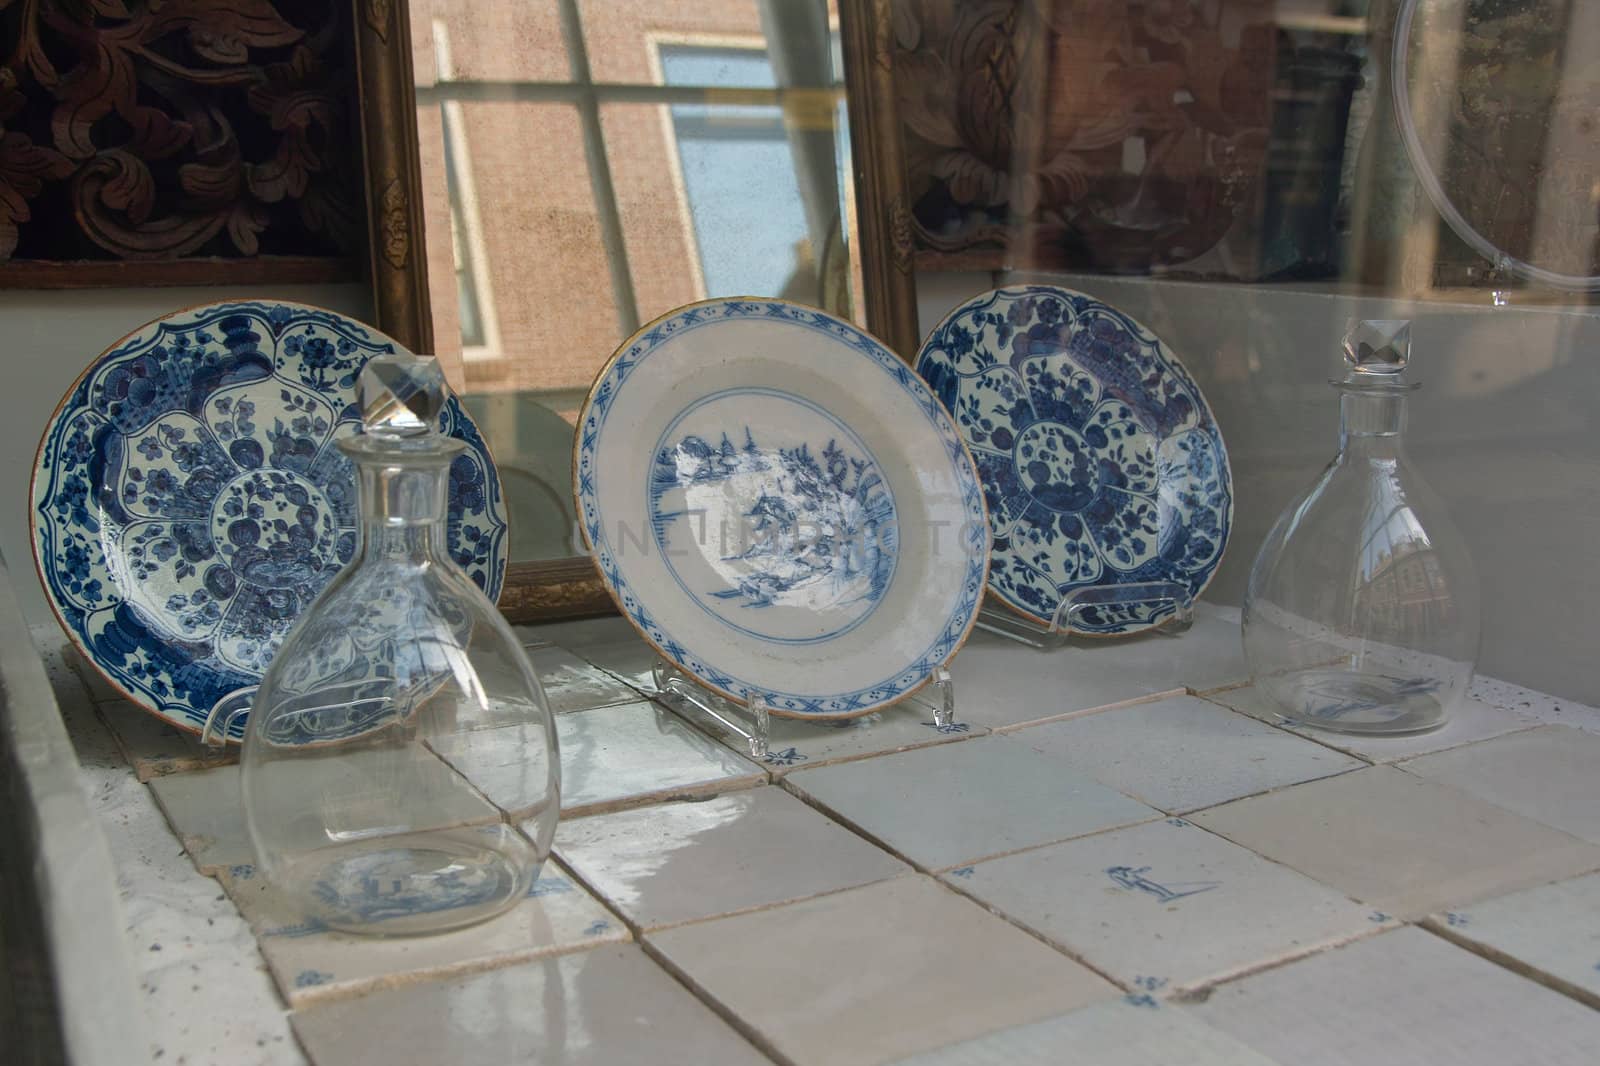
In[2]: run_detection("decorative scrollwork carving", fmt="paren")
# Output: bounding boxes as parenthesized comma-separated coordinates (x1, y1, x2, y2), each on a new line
(363, 0, 393, 42)
(0, 0, 360, 265)
(378, 175, 408, 269)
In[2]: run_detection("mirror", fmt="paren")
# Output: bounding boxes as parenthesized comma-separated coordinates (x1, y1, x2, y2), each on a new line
(395, 0, 904, 619)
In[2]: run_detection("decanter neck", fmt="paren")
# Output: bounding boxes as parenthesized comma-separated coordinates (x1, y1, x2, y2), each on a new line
(339, 436, 464, 562)
(1336, 383, 1411, 454)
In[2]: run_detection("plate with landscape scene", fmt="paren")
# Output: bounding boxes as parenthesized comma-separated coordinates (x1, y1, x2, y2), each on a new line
(575, 298, 988, 717)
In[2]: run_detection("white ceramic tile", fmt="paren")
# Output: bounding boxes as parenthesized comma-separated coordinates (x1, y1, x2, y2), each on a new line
(555, 786, 908, 929)
(1014, 695, 1364, 813)
(425, 723, 560, 819)
(1423, 871, 1600, 1008)
(1196, 600, 1242, 626)
(1133, 606, 1251, 695)
(526, 644, 640, 712)
(945, 819, 1386, 992)
(1190, 927, 1600, 1066)
(1471, 675, 1600, 735)
(97, 699, 218, 781)
(1400, 726, 1600, 844)
(945, 629, 1182, 730)
(148, 763, 254, 875)
(152, 743, 514, 876)
(684, 690, 988, 774)
(290, 944, 769, 1066)
(1215, 684, 1539, 762)
(572, 635, 661, 693)
(1190, 766, 1600, 918)
(785, 735, 1157, 870)
(888, 999, 1283, 1066)
(516, 614, 639, 652)
(552, 700, 766, 816)
(648, 876, 1116, 1066)
(224, 860, 626, 1007)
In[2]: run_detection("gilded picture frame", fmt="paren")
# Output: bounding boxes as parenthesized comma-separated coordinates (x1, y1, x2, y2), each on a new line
(363, 0, 922, 623)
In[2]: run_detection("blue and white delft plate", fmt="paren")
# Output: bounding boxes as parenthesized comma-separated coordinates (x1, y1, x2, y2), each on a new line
(31, 301, 508, 735)
(575, 298, 989, 718)
(916, 286, 1232, 635)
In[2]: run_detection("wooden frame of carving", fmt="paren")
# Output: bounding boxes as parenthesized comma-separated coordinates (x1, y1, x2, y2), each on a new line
(352, 0, 434, 355)
(838, 0, 920, 362)
(355, 0, 919, 624)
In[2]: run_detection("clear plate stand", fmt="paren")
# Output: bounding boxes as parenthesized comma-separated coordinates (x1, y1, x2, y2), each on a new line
(975, 581, 1196, 649)
(651, 659, 957, 760)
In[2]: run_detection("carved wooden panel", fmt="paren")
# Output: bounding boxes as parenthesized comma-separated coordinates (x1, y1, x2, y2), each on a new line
(0, 0, 362, 280)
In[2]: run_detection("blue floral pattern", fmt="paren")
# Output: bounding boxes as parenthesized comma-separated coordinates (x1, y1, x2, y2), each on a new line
(33, 302, 508, 734)
(916, 287, 1232, 634)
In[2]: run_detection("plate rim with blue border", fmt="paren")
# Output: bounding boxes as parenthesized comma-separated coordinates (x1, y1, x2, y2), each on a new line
(915, 284, 1233, 636)
(30, 299, 508, 736)
(574, 296, 990, 718)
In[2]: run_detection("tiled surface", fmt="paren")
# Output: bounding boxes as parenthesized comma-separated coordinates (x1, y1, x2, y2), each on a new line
(1423, 871, 1600, 1008)
(1214, 684, 1540, 762)
(945, 628, 1182, 730)
(684, 691, 988, 773)
(1014, 695, 1364, 813)
(785, 735, 1158, 870)
(152, 743, 505, 882)
(554, 786, 908, 930)
(552, 699, 767, 816)
(1121, 602, 1252, 695)
(516, 615, 640, 652)
(1191, 766, 1600, 918)
(647, 876, 1116, 1066)
(889, 999, 1283, 1066)
(524, 644, 642, 712)
(148, 763, 253, 875)
(568, 635, 660, 693)
(224, 861, 626, 1007)
(1190, 927, 1600, 1066)
(96, 699, 217, 780)
(945, 819, 1387, 991)
(46, 610, 1600, 1066)
(1400, 726, 1600, 844)
(291, 945, 771, 1065)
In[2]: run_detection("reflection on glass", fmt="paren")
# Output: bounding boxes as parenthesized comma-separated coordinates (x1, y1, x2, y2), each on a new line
(1244, 322, 1480, 736)
(412, 0, 854, 564)
(661, 46, 814, 298)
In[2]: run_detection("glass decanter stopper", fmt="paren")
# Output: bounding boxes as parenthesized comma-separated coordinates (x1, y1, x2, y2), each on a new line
(239, 355, 559, 936)
(1242, 321, 1479, 735)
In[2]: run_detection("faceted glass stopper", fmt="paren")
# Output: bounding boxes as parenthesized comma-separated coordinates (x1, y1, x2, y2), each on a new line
(359, 354, 448, 436)
(1342, 320, 1410, 375)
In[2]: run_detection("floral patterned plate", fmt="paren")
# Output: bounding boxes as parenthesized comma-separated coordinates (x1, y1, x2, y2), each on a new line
(916, 286, 1232, 635)
(575, 299, 988, 718)
(31, 301, 507, 735)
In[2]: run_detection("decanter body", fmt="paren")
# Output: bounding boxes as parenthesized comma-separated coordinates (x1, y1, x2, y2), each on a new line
(239, 357, 559, 936)
(1243, 322, 1479, 735)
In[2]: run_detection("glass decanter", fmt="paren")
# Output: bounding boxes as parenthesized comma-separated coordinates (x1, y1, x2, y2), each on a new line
(237, 355, 559, 936)
(1242, 321, 1479, 735)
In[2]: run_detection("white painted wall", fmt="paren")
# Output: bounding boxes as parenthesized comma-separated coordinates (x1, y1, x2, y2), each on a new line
(917, 271, 1600, 706)
(3, 284, 372, 630)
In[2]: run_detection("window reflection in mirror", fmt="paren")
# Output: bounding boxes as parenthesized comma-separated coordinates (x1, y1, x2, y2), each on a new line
(410, 0, 854, 564)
